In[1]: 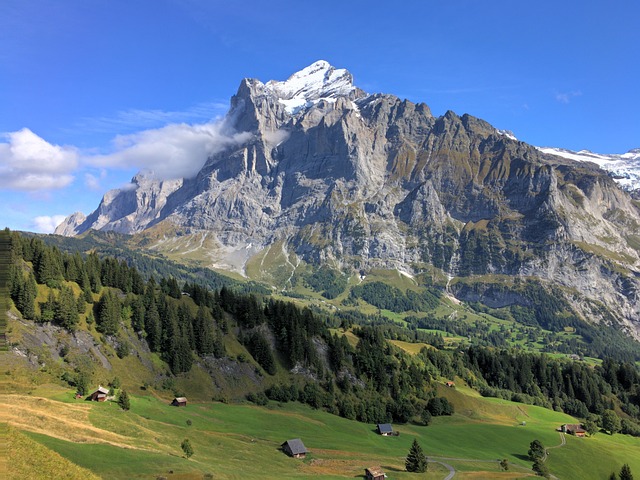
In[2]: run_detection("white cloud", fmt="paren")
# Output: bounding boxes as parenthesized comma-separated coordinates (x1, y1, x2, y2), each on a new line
(555, 90, 582, 104)
(87, 121, 252, 181)
(32, 214, 68, 233)
(84, 169, 107, 190)
(0, 128, 79, 190)
(1, 118, 252, 193)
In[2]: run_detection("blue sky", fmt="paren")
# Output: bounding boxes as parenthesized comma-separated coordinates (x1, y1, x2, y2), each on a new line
(1, 0, 638, 233)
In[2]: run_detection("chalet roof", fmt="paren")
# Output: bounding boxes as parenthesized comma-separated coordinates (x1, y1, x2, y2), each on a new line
(174, 397, 187, 403)
(564, 423, 586, 432)
(282, 438, 307, 455)
(95, 386, 109, 394)
(377, 423, 393, 433)
(366, 466, 385, 476)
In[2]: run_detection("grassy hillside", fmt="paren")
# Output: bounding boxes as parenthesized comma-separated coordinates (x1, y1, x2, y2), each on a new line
(2, 387, 639, 479)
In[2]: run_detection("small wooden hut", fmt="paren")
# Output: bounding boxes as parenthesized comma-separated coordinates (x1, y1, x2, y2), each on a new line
(376, 423, 393, 436)
(281, 438, 307, 458)
(365, 466, 386, 479)
(171, 397, 188, 407)
(89, 386, 109, 402)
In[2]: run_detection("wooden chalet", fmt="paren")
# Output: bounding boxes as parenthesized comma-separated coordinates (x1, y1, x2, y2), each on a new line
(560, 423, 586, 437)
(445, 381, 455, 387)
(281, 438, 307, 458)
(365, 466, 386, 480)
(376, 423, 393, 436)
(171, 397, 188, 407)
(89, 385, 109, 402)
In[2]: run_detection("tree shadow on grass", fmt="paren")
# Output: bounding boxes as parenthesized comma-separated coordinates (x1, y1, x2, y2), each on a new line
(513, 453, 531, 462)
(382, 465, 404, 472)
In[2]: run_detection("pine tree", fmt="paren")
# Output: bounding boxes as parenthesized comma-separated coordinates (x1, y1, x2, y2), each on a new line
(118, 390, 130, 410)
(405, 438, 428, 473)
(620, 464, 634, 480)
(96, 290, 121, 335)
(56, 284, 79, 331)
(40, 289, 57, 322)
(144, 300, 162, 351)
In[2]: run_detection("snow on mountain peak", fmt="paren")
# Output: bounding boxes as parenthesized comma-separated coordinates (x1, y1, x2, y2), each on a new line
(538, 146, 640, 192)
(264, 60, 358, 114)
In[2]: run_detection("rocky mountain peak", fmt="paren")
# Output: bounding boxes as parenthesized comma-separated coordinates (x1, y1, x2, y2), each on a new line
(55, 62, 640, 338)
(263, 60, 359, 113)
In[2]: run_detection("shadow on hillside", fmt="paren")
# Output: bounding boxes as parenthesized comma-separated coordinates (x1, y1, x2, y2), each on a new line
(513, 453, 531, 462)
(381, 465, 404, 472)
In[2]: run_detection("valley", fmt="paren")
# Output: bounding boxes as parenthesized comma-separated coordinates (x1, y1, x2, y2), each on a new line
(3, 229, 640, 479)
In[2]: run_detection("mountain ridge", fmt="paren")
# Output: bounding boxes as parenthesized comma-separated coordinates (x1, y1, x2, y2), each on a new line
(55, 61, 640, 338)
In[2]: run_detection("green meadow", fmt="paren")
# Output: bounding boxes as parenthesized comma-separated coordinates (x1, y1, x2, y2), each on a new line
(6, 387, 640, 479)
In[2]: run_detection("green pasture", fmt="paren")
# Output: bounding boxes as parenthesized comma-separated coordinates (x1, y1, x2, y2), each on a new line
(20, 389, 640, 479)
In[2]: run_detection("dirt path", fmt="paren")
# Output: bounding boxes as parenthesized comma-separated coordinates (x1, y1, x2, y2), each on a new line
(429, 459, 455, 479)
(543, 432, 566, 461)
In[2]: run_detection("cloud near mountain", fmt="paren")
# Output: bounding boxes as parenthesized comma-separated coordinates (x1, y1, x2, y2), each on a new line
(0, 121, 253, 193)
(87, 121, 252, 181)
(0, 128, 78, 191)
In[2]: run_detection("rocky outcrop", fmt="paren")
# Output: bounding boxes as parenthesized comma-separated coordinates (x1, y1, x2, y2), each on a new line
(56, 61, 640, 337)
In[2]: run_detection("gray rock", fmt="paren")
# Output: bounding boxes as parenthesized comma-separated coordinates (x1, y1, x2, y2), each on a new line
(56, 61, 640, 337)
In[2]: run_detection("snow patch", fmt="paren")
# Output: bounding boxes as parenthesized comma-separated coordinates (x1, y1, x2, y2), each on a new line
(538, 146, 640, 191)
(496, 129, 518, 141)
(263, 60, 358, 114)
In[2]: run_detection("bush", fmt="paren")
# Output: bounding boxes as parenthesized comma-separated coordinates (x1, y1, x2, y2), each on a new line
(181, 438, 194, 458)
(246, 391, 269, 406)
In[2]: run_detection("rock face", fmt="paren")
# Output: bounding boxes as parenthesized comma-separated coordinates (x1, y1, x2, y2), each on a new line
(56, 60, 640, 337)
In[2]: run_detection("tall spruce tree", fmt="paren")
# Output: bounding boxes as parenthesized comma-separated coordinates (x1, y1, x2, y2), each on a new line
(620, 464, 634, 480)
(96, 290, 121, 335)
(405, 438, 428, 473)
(118, 390, 130, 410)
(56, 284, 79, 331)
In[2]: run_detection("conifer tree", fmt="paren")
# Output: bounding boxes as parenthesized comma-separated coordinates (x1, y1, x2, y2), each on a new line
(118, 390, 130, 410)
(144, 300, 162, 351)
(405, 438, 428, 473)
(56, 284, 79, 331)
(620, 464, 634, 480)
(96, 290, 121, 335)
(40, 289, 57, 322)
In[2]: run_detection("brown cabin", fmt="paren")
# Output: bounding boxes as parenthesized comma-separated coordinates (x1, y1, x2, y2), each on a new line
(560, 423, 586, 437)
(281, 438, 307, 458)
(365, 466, 385, 480)
(89, 386, 109, 402)
(445, 381, 455, 387)
(171, 397, 187, 407)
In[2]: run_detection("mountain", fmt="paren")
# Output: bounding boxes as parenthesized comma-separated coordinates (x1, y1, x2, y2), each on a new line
(56, 60, 640, 338)
(537, 147, 640, 193)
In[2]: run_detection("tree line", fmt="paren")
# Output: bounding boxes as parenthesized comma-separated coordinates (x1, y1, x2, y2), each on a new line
(5, 229, 640, 435)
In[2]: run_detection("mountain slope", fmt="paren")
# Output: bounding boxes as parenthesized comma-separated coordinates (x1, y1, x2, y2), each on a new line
(538, 147, 640, 193)
(56, 61, 640, 338)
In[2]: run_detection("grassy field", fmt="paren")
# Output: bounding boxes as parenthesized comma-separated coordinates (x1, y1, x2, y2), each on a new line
(3, 386, 640, 480)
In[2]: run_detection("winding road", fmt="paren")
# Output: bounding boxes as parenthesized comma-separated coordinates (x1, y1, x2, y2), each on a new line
(429, 459, 456, 480)
(427, 433, 567, 480)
